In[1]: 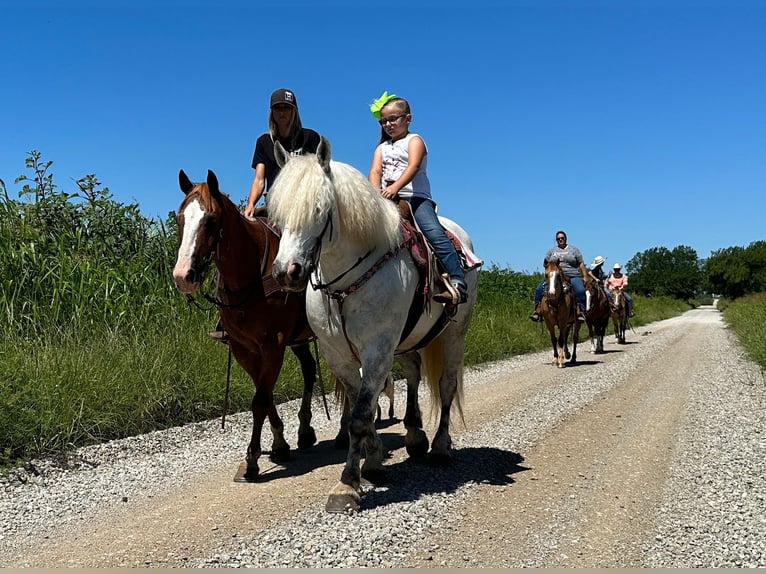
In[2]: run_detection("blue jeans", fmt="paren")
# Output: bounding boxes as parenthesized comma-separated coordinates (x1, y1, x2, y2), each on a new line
(409, 197, 465, 284)
(535, 276, 586, 315)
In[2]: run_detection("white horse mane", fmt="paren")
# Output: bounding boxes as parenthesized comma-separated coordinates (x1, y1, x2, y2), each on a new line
(268, 155, 402, 252)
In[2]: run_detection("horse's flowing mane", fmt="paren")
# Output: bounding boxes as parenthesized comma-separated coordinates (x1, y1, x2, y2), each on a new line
(268, 155, 401, 252)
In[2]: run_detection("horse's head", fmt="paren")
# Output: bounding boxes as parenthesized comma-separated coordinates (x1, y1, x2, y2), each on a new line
(172, 169, 225, 293)
(270, 136, 402, 292)
(269, 137, 334, 291)
(543, 259, 564, 301)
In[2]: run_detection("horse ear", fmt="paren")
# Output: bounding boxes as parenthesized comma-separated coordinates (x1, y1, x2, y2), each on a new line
(274, 141, 288, 169)
(179, 170, 194, 194)
(207, 170, 221, 198)
(316, 136, 331, 174)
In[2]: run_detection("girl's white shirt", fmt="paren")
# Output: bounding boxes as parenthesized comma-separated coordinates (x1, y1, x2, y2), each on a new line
(379, 133, 431, 200)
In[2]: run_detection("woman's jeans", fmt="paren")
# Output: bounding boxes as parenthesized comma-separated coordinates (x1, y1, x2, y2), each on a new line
(409, 196, 465, 284)
(535, 276, 586, 315)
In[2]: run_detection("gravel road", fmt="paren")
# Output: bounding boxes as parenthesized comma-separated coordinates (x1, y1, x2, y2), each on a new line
(1, 306, 764, 568)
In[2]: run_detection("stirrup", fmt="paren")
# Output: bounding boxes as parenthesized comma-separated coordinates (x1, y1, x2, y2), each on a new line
(433, 274, 463, 305)
(208, 330, 230, 345)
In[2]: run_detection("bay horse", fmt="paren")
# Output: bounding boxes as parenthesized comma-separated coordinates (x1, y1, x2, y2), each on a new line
(172, 169, 319, 481)
(609, 285, 629, 344)
(585, 280, 611, 353)
(268, 137, 479, 513)
(539, 260, 581, 367)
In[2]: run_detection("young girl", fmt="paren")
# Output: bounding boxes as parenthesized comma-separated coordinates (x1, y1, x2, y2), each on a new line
(367, 93, 467, 305)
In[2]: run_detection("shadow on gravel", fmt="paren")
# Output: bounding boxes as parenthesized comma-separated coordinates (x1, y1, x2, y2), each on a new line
(246, 424, 407, 483)
(360, 446, 527, 511)
(244, 423, 527, 512)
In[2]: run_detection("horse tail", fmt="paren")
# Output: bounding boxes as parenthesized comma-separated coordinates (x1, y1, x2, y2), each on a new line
(331, 373, 344, 404)
(421, 337, 466, 427)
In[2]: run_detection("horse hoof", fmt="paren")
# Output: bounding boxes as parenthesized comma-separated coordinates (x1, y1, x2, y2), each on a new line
(234, 460, 261, 483)
(270, 446, 291, 464)
(428, 451, 452, 467)
(325, 493, 360, 514)
(297, 428, 317, 449)
(361, 467, 388, 485)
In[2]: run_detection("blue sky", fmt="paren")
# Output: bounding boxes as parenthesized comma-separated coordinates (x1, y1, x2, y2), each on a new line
(2, 0, 764, 273)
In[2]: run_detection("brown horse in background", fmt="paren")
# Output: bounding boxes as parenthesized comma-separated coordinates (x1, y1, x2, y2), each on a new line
(172, 170, 318, 481)
(540, 260, 581, 367)
(609, 285, 629, 344)
(585, 280, 611, 353)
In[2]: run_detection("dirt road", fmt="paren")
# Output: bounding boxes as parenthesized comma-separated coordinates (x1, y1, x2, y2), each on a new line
(3, 306, 764, 567)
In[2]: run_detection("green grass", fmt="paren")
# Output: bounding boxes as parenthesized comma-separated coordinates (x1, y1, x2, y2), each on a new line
(0, 270, 722, 471)
(721, 293, 766, 371)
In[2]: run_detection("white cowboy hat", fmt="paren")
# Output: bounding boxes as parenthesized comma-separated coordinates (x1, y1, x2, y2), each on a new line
(613, 263, 622, 270)
(590, 255, 606, 269)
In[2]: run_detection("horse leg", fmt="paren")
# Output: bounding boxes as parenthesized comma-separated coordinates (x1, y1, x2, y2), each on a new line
(384, 373, 395, 419)
(430, 373, 458, 466)
(547, 326, 560, 366)
(290, 342, 318, 449)
(228, 342, 268, 480)
(570, 322, 580, 364)
(398, 351, 429, 458)
(558, 324, 571, 367)
(326, 362, 388, 513)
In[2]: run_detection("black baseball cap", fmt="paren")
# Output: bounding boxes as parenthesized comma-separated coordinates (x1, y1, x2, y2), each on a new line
(270, 88, 297, 108)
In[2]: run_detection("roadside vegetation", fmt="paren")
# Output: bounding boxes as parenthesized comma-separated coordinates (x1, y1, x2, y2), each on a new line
(1, 151, 763, 470)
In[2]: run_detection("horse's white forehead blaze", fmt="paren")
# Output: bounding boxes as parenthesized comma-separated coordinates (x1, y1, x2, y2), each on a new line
(178, 199, 205, 261)
(547, 270, 557, 294)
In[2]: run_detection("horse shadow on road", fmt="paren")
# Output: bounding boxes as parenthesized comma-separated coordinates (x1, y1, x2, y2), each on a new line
(245, 423, 527, 512)
(359, 441, 527, 511)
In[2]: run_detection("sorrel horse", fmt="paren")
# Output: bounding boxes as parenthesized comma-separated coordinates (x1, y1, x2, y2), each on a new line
(609, 285, 629, 344)
(585, 280, 611, 353)
(172, 170, 319, 481)
(539, 260, 581, 367)
(268, 137, 479, 513)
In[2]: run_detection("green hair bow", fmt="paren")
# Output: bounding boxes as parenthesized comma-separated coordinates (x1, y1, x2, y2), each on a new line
(370, 91, 398, 119)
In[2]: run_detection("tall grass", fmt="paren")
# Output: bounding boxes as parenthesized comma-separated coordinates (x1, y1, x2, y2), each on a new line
(721, 293, 766, 371)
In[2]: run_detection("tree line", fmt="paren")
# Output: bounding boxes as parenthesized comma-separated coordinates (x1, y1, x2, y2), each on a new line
(624, 242, 766, 301)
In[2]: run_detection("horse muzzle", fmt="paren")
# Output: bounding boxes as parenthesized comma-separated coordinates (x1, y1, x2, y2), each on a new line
(272, 260, 309, 292)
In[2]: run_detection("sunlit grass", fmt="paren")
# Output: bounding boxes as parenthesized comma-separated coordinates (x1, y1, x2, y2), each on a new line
(722, 293, 766, 371)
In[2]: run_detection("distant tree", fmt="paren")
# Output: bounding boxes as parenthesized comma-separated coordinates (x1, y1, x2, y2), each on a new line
(626, 245, 701, 300)
(705, 240, 766, 299)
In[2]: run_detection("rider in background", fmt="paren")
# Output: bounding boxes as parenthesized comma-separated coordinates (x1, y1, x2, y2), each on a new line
(605, 263, 635, 317)
(367, 91, 467, 305)
(529, 230, 588, 323)
(588, 255, 607, 284)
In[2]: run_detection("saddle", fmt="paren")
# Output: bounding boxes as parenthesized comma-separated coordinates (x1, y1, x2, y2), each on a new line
(395, 199, 482, 303)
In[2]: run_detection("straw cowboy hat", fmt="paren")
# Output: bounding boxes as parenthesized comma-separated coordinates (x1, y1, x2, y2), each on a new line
(613, 263, 622, 270)
(590, 255, 606, 270)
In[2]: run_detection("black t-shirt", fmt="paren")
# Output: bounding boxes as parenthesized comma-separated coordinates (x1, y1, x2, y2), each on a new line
(251, 128, 321, 192)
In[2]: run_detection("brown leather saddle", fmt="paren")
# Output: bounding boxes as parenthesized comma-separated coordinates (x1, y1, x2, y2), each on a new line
(395, 199, 471, 300)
